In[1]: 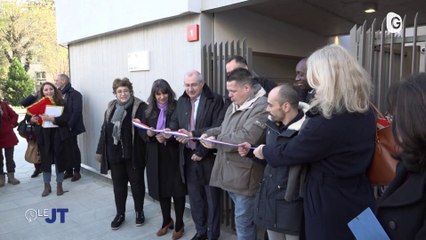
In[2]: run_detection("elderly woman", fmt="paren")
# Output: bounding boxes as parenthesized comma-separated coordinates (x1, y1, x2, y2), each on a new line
(256, 44, 376, 239)
(138, 79, 186, 240)
(29, 82, 73, 197)
(376, 72, 426, 239)
(96, 78, 147, 230)
(0, 97, 20, 186)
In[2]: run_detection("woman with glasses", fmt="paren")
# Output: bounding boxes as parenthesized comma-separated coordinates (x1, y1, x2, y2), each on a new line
(96, 78, 147, 230)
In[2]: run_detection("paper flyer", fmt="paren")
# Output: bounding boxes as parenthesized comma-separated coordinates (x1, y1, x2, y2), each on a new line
(42, 105, 64, 128)
(348, 207, 390, 240)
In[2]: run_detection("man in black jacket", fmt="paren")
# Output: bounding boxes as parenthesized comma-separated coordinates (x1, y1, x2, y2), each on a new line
(171, 70, 225, 240)
(54, 74, 86, 181)
(238, 84, 307, 240)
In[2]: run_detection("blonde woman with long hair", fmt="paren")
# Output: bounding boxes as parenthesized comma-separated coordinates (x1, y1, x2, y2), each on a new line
(253, 44, 376, 239)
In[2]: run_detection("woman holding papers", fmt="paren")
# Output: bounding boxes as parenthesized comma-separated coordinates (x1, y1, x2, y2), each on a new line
(376, 73, 426, 239)
(95, 78, 147, 230)
(28, 82, 73, 197)
(138, 79, 186, 240)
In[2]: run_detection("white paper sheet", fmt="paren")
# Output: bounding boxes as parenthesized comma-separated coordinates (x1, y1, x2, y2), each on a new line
(42, 106, 64, 128)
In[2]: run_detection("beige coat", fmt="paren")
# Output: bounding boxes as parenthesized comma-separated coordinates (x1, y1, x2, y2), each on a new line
(206, 88, 268, 196)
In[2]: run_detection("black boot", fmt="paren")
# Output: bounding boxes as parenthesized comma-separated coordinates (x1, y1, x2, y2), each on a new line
(63, 171, 73, 179)
(135, 211, 145, 226)
(111, 214, 125, 230)
(71, 172, 81, 182)
(31, 169, 41, 178)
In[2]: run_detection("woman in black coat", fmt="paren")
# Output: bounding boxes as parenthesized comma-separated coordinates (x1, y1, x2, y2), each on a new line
(257, 44, 376, 240)
(28, 82, 73, 197)
(376, 73, 426, 239)
(138, 79, 186, 240)
(96, 78, 147, 230)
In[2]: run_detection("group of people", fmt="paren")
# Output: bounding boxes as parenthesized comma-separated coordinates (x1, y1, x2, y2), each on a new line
(3, 42, 426, 240)
(95, 44, 426, 240)
(95, 71, 224, 239)
(200, 44, 426, 240)
(0, 74, 85, 191)
(15, 74, 86, 197)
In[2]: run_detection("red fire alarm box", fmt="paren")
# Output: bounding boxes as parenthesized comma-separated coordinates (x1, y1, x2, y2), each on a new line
(187, 24, 199, 42)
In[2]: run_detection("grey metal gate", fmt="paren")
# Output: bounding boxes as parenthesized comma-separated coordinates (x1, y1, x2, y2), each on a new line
(202, 39, 252, 97)
(350, 12, 426, 112)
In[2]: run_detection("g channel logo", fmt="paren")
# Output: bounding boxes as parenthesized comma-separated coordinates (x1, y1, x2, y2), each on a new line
(25, 208, 69, 223)
(386, 12, 402, 34)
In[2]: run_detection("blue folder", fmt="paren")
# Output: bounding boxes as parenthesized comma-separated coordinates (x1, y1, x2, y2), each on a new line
(348, 207, 390, 240)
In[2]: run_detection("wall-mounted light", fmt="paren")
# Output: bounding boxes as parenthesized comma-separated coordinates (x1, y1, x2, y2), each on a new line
(334, 36, 339, 45)
(364, 2, 377, 13)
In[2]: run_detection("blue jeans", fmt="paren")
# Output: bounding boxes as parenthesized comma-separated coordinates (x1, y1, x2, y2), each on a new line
(228, 191, 256, 240)
(43, 167, 64, 183)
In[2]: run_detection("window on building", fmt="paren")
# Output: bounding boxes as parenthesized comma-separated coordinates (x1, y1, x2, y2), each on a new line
(35, 71, 46, 82)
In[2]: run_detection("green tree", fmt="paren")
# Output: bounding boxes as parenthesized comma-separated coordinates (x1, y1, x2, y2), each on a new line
(1, 58, 35, 106)
(0, 3, 34, 72)
(0, 0, 68, 76)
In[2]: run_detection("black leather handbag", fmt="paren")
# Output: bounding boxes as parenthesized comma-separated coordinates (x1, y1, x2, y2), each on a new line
(17, 119, 34, 138)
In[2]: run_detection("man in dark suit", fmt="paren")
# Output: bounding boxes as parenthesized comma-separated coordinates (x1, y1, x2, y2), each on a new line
(171, 70, 224, 240)
(54, 74, 86, 181)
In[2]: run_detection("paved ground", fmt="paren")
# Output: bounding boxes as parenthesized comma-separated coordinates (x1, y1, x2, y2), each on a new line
(0, 114, 236, 240)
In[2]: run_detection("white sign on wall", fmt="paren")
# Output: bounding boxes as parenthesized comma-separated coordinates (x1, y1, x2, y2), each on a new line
(128, 51, 150, 72)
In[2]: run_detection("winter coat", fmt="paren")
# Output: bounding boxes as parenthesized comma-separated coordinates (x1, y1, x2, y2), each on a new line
(170, 85, 225, 185)
(34, 103, 74, 172)
(206, 88, 268, 197)
(254, 104, 307, 235)
(96, 97, 147, 174)
(376, 160, 426, 240)
(0, 101, 19, 148)
(61, 83, 86, 136)
(139, 101, 186, 200)
(262, 109, 376, 240)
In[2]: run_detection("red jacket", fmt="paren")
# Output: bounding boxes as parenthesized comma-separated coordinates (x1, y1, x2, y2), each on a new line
(0, 101, 19, 148)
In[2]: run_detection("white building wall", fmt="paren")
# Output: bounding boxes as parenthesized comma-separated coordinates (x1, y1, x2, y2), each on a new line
(71, 15, 201, 170)
(56, 0, 201, 44)
(212, 9, 328, 57)
(56, 0, 257, 45)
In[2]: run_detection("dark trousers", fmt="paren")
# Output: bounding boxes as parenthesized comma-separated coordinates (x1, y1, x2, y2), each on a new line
(159, 196, 186, 231)
(66, 136, 81, 173)
(185, 149, 221, 239)
(109, 158, 145, 215)
(0, 147, 16, 174)
(187, 181, 221, 239)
